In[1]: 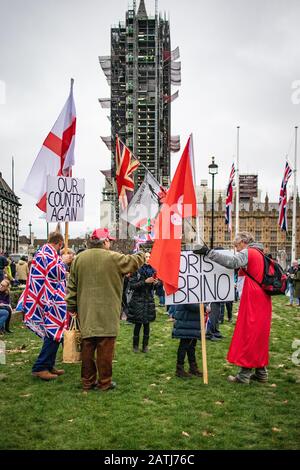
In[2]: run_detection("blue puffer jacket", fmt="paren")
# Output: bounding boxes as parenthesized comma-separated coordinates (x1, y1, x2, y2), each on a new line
(172, 303, 201, 339)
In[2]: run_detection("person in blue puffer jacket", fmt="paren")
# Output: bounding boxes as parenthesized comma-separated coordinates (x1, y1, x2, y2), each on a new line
(172, 303, 203, 378)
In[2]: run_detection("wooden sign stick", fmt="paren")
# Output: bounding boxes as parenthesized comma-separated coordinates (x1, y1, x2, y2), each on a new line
(64, 222, 69, 255)
(200, 303, 208, 384)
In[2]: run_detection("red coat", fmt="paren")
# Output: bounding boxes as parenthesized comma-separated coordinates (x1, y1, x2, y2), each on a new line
(227, 247, 272, 368)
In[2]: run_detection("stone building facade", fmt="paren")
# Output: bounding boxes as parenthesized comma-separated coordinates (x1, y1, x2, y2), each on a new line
(0, 172, 21, 253)
(202, 194, 300, 265)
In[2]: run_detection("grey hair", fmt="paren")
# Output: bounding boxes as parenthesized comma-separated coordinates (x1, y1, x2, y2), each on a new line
(233, 231, 255, 245)
(87, 238, 106, 249)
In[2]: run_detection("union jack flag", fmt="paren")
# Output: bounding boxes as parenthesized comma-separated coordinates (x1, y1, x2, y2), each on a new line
(116, 136, 140, 210)
(133, 230, 155, 253)
(225, 163, 235, 232)
(278, 161, 292, 231)
(16, 244, 69, 342)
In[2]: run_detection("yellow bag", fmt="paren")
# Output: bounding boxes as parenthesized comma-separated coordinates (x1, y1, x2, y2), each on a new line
(63, 316, 82, 363)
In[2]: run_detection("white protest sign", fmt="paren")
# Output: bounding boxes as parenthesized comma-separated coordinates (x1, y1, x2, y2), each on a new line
(166, 251, 235, 305)
(46, 176, 85, 222)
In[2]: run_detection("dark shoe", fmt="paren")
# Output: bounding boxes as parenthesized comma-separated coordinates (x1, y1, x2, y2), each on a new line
(206, 335, 222, 341)
(100, 381, 116, 391)
(142, 335, 149, 353)
(213, 332, 224, 339)
(133, 335, 139, 353)
(32, 370, 58, 381)
(176, 364, 192, 378)
(250, 373, 268, 383)
(189, 362, 203, 377)
(50, 368, 65, 376)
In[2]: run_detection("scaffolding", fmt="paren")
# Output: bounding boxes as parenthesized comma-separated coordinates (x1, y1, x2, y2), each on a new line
(98, 0, 181, 215)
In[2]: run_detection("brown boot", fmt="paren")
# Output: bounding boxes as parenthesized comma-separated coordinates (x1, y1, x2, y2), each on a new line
(50, 368, 65, 376)
(32, 370, 58, 381)
(176, 364, 192, 378)
(189, 362, 203, 377)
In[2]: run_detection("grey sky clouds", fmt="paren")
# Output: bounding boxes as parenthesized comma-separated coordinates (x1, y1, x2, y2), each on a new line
(0, 0, 299, 238)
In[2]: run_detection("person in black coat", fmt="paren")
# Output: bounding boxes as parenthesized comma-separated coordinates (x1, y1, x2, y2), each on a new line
(127, 252, 157, 352)
(0, 254, 8, 283)
(172, 303, 203, 378)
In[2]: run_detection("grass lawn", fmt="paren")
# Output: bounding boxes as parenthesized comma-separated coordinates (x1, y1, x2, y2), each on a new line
(0, 296, 299, 450)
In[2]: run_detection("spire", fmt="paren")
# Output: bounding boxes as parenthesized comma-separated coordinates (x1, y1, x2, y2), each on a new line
(137, 0, 148, 17)
(264, 193, 269, 212)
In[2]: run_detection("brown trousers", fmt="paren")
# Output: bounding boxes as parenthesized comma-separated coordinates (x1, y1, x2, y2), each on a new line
(81, 337, 116, 390)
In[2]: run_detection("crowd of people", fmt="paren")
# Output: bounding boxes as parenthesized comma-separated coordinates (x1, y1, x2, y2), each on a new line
(1, 229, 299, 389)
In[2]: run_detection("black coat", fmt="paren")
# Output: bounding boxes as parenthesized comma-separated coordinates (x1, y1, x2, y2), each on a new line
(172, 303, 201, 339)
(127, 266, 156, 324)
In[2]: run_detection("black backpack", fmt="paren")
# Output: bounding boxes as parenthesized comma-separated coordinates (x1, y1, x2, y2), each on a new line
(242, 248, 287, 296)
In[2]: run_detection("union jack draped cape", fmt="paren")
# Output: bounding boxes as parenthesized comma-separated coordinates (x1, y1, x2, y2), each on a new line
(278, 161, 292, 231)
(17, 244, 68, 342)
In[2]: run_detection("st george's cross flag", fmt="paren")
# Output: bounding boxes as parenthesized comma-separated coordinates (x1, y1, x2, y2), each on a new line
(115, 136, 140, 210)
(149, 135, 197, 295)
(23, 80, 76, 212)
(278, 160, 293, 231)
(225, 163, 236, 232)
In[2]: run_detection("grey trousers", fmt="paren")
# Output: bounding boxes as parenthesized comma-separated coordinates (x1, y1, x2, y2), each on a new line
(236, 366, 268, 383)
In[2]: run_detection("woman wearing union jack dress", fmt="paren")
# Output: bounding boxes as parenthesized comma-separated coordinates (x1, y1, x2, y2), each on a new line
(16, 232, 72, 381)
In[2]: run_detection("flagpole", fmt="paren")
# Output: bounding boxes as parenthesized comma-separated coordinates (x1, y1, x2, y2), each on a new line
(64, 222, 69, 254)
(62, 78, 74, 253)
(235, 126, 240, 235)
(291, 126, 298, 261)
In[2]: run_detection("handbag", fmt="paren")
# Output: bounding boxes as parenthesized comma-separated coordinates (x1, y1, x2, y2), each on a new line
(63, 316, 82, 363)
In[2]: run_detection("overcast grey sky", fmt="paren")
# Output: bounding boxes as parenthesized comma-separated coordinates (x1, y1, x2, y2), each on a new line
(0, 0, 299, 239)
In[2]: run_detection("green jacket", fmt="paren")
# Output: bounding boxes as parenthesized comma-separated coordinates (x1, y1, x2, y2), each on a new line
(294, 269, 300, 298)
(66, 248, 145, 339)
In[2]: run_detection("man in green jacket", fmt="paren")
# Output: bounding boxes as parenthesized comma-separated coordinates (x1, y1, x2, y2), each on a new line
(66, 228, 145, 391)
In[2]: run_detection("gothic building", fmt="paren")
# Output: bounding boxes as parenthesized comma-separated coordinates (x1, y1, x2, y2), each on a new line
(202, 193, 300, 265)
(0, 171, 21, 253)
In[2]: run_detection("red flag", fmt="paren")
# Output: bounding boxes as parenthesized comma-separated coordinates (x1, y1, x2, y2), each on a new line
(115, 136, 140, 210)
(149, 136, 197, 295)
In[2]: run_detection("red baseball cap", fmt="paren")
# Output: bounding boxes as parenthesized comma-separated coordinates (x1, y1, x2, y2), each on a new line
(90, 228, 116, 241)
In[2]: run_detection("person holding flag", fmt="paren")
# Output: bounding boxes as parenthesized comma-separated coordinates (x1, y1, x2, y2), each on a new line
(16, 232, 72, 380)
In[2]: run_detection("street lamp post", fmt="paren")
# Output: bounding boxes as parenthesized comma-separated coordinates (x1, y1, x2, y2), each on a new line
(208, 157, 218, 249)
(28, 221, 32, 246)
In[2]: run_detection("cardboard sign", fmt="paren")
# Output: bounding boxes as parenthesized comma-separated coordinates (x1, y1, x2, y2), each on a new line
(46, 176, 85, 222)
(166, 251, 235, 305)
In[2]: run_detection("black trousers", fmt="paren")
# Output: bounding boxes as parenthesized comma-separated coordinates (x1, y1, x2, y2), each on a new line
(177, 338, 197, 365)
(207, 302, 222, 335)
(134, 323, 150, 338)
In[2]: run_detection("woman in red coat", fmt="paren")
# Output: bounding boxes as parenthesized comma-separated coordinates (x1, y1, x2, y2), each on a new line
(195, 232, 272, 384)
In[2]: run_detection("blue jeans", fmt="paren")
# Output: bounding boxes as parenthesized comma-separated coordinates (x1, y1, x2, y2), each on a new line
(0, 308, 9, 329)
(159, 295, 165, 306)
(32, 336, 60, 372)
